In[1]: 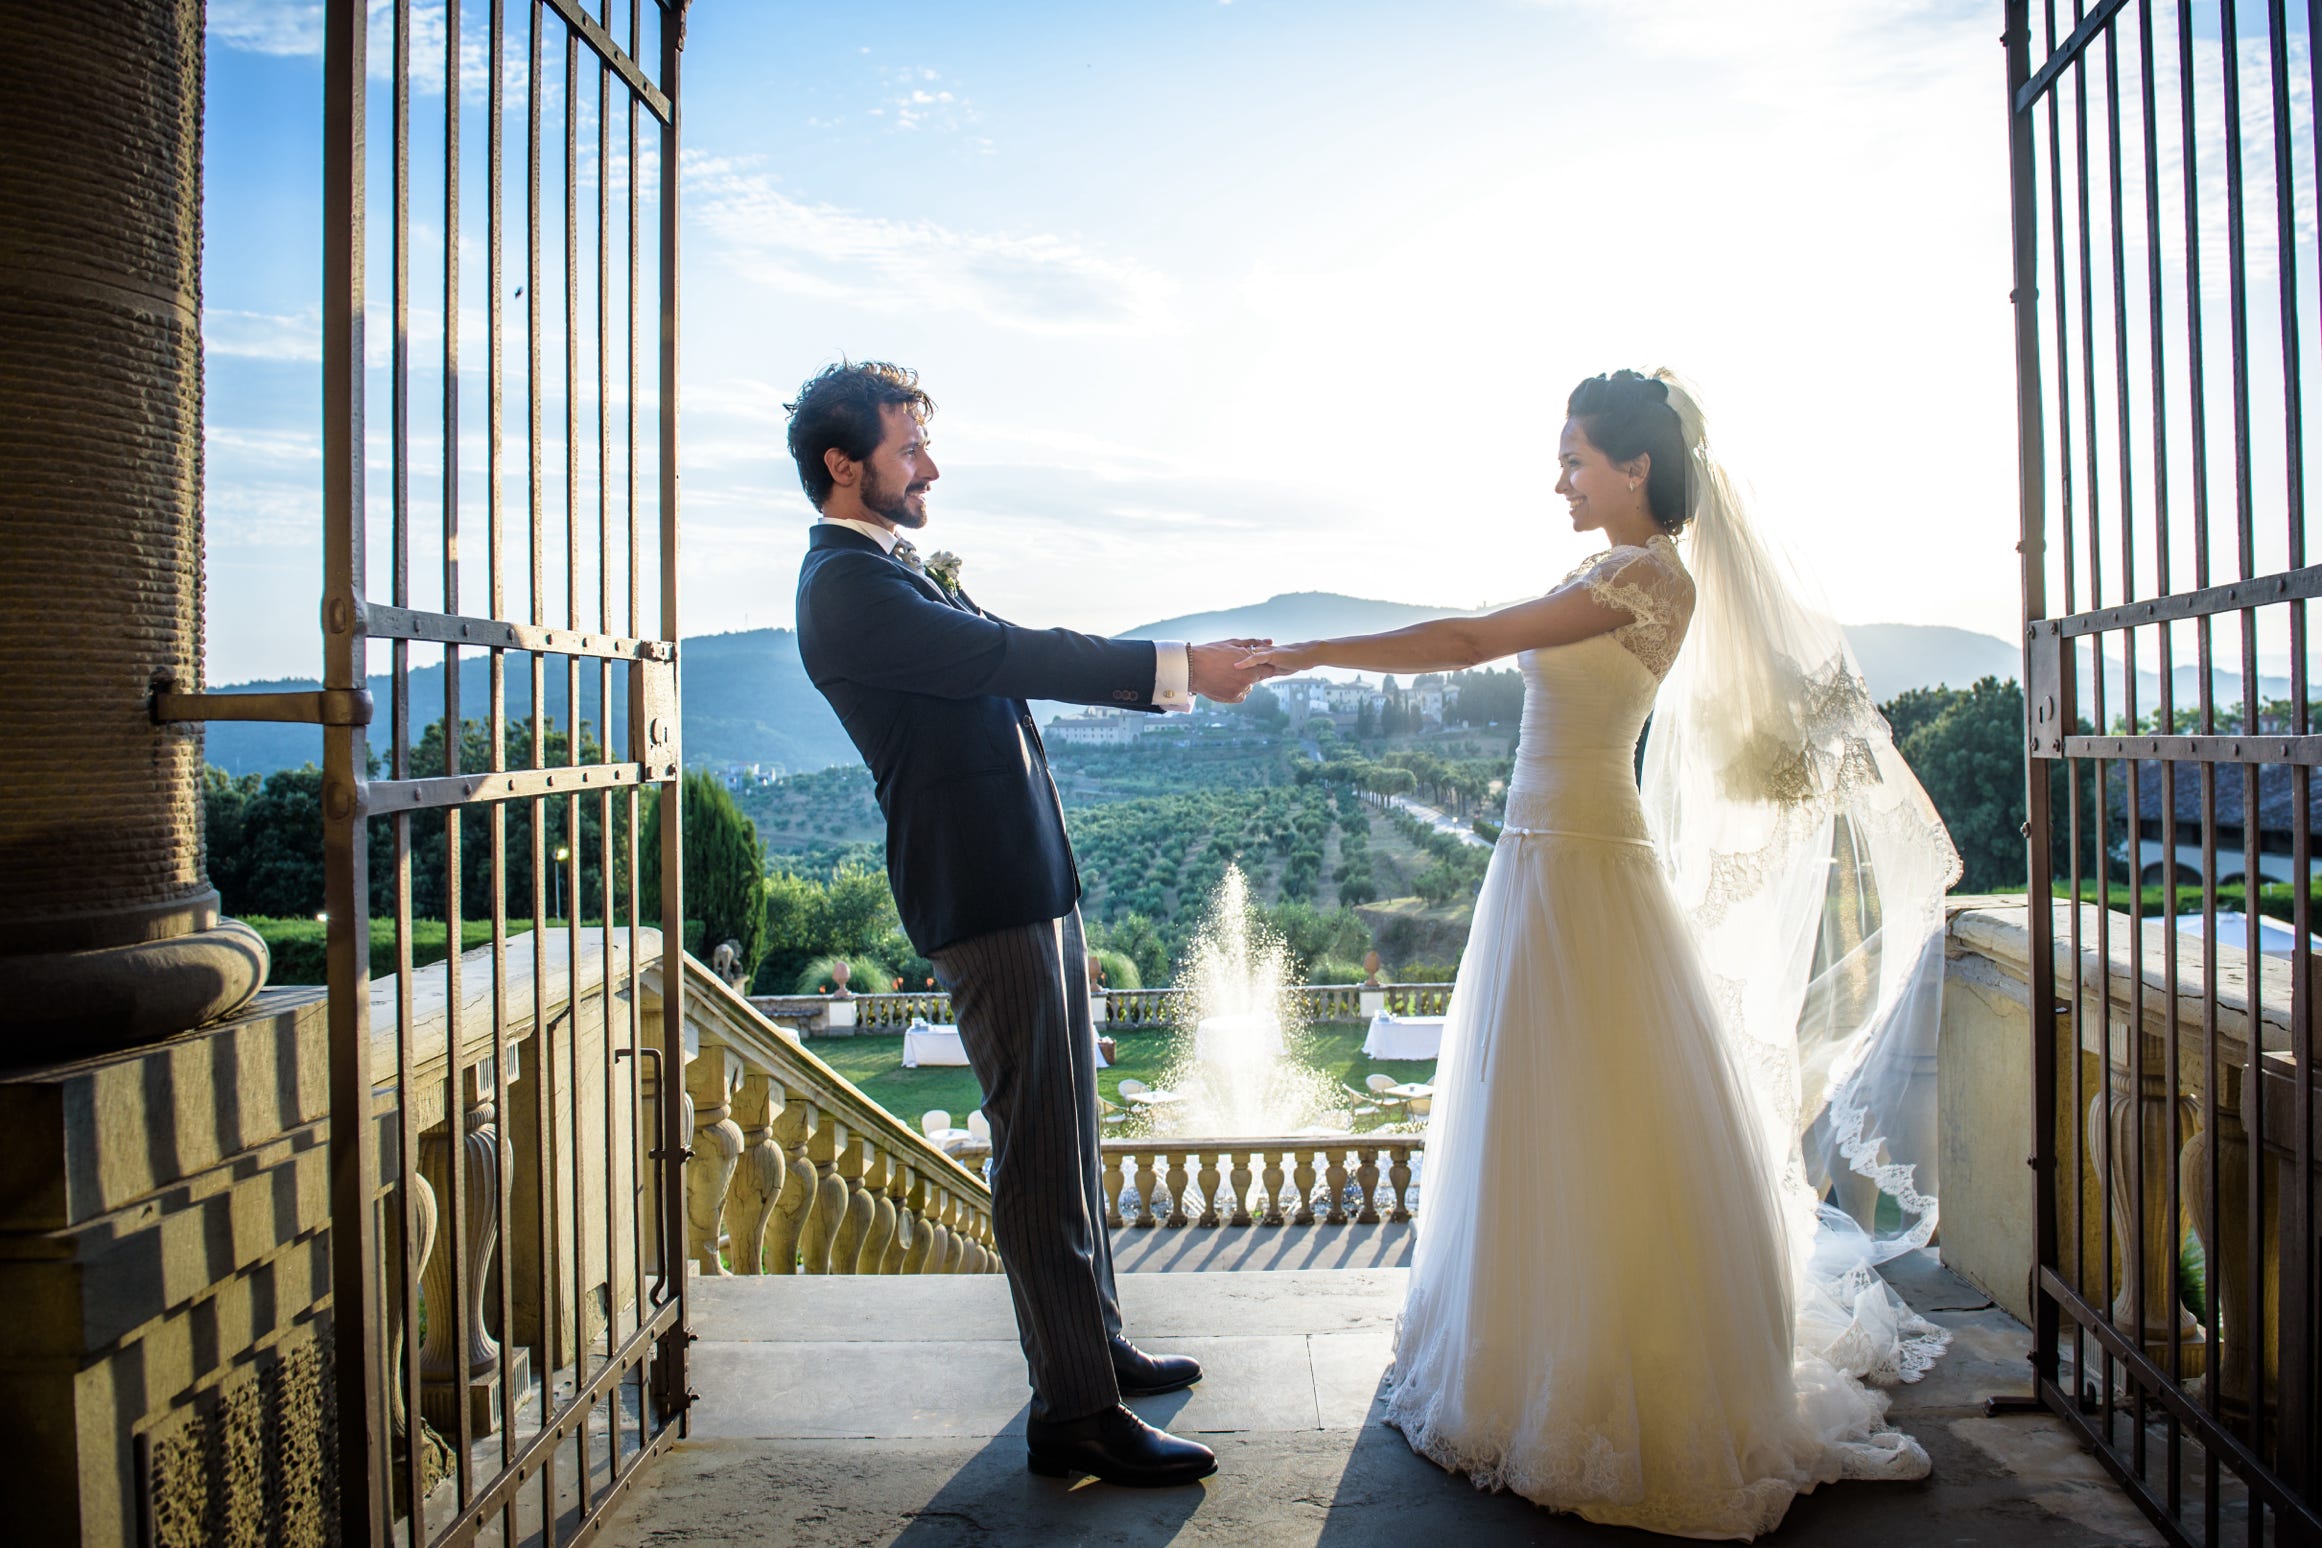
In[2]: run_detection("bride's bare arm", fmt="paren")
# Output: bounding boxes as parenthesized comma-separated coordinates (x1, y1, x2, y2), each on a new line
(1238, 585, 1635, 676)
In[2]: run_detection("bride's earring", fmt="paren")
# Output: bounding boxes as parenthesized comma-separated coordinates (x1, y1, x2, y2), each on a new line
(1627, 479, 1638, 492)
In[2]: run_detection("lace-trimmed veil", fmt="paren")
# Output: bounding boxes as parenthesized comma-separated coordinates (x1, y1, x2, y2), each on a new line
(1639, 371, 1962, 1383)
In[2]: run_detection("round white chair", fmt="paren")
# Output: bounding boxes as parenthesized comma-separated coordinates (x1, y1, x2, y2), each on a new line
(920, 1109, 952, 1139)
(967, 1109, 991, 1142)
(1117, 1079, 1148, 1099)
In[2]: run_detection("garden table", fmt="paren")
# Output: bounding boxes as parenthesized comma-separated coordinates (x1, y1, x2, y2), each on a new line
(1362, 1013, 1446, 1061)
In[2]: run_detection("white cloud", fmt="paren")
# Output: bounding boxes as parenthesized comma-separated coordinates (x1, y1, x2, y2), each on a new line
(683, 152, 1177, 335)
(205, 306, 323, 363)
(208, 0, 325, 56)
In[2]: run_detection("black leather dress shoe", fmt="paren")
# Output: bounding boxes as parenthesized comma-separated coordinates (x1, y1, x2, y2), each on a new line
(1111, 1336, 1203, 1397)
(1025, 1404, 1216, 1486)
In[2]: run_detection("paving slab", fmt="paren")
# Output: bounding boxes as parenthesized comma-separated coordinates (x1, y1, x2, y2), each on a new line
(603, 1254, 2166, 1547)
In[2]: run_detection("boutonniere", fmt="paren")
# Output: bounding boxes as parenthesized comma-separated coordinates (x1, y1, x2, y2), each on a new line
(925, 550, 964, 597)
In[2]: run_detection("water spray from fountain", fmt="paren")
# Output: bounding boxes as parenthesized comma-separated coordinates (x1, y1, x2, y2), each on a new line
(1164, 864, 1338, 1137)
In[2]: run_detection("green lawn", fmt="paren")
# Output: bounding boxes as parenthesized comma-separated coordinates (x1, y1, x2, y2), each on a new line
(809, 1020, 1439, 1134)
(1988, 880, 2316, 924)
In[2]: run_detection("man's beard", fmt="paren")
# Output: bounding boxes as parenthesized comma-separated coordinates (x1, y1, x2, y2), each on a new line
(862, 466, 928, 530)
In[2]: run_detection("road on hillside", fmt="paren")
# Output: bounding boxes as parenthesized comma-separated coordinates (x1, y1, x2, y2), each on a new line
(1386, 794, 1491, 850)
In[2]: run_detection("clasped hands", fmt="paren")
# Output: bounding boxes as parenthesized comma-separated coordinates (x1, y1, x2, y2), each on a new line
(1185, 638, 1290, 704)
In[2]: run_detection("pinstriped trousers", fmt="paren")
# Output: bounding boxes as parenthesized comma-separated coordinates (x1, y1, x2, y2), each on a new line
(930, 909, 1123, 1423)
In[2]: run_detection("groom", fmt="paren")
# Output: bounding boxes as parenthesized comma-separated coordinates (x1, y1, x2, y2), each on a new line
(787, 361, 1267, 1487)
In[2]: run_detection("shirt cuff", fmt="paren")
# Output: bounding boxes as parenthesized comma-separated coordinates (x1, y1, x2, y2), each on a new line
(1153, 641, 1193, 712)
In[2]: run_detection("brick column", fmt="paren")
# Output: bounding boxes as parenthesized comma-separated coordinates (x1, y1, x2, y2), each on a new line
(0, 1, 267, 1054)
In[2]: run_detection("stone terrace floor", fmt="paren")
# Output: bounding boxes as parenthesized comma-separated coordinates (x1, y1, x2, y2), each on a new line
(594, 1241, 2161, 1547)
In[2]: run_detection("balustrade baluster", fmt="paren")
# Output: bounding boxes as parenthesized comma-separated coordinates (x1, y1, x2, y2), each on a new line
(1134, 1151, 1159, 1228)
(918, 1185, 952, 1274)
(975, 1214, 999, 1272)
(899, 1174, 934, 1274)
(1325, 1149, 1350, 1224)
(768, 1100, 819, 1275)
(1164, 1152, 1191, 1228)
(880, 1164, 914, 1274)
(936, 1194, 964, 1272)
(725, 1073, 786, 1276)
(418, 1089, 512, 1434)
(856, 1149, 898, 1274)
(832, 1137, 875, 1272)
(1196, 1151, 1223, 1227)
(1355, 1147, 1382, 1224)
(1262, 1150, 1287, 1225)
(1294, 1149, 1318, 1224)
(685, 1046, 747, 1273)
(1228, 1150, 1254, 1226)
(1388, 1145, 1412, 1222)
(804, 1120, 848, 1274)
(1102, 1150, 1126, 1228)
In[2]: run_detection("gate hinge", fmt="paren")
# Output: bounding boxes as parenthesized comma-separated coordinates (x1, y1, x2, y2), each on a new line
(629, 647, 680, 779)
(152, 682, 374, 727)
(2024, 619, 2070, 759)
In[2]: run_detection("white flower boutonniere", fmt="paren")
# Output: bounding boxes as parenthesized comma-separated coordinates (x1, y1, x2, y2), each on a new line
(925, 550, 964, 597)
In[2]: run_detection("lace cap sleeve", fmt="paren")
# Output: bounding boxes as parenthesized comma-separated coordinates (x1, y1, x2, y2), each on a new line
(1566, 540, 1695, 679)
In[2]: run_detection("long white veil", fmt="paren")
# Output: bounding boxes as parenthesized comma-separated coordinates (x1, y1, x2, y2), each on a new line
(1640, 371, 1961, 1384)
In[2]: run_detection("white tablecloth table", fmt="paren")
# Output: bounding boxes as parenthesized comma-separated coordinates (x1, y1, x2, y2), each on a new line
(1363, 1013, 1446, 1061)
(901, 1022, 970, 1068)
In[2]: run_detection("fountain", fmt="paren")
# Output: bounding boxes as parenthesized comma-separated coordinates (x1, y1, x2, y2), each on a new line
(1159, 865, 1338, 1137)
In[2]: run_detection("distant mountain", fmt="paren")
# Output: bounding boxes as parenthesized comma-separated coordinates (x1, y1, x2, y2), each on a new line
(227, 599, 2290, 778)
(1121, 591, 1491, 647)
(1848, 624, 2023, 703)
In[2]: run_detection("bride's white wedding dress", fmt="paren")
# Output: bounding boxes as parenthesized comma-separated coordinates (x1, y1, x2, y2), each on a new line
(1382, 535, 1938, 1540)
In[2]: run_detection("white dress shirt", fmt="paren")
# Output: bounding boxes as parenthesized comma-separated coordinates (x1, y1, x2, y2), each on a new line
(816, 515, 1192, 710)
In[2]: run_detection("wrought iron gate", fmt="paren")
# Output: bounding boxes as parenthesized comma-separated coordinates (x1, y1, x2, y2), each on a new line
(321, 1, 690, 1541)
(2008, 1, 2318, 1542)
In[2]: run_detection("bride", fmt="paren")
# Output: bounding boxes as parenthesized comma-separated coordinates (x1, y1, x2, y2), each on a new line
(1239, 370, 1961, 1539)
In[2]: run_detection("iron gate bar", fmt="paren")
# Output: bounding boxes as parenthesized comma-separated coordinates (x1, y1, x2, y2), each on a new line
(324, 0, 385, 1538)
(362, 761, 660, 816)
(653, 0, 690, 1437)
(484, 5, 521, 1529)
(2051, 564, 2322, 632)
(2019, 0, 2136, 111)
(540, 0, 672, 125)
(363, 602, 672, 661)
(2059, 733, 2322, 763)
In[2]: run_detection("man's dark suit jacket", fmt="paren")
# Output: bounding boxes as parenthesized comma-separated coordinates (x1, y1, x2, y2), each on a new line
(796, 522, 1163, 954)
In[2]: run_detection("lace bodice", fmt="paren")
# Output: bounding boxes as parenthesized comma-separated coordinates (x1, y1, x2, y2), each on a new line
(1560, 533, 1694, 681)
(1501, 536, 1695, 843)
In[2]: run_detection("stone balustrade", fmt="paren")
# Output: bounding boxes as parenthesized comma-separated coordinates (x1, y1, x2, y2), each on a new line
(950, 1136, 1424, 1229)
(669, 964, 1001, 1277)
(1938, 896, 2315, 1457)
(748, 982, 1458, 1036)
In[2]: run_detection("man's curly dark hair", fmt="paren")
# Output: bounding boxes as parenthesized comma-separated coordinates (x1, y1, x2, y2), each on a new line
(784, 360, 935, 511)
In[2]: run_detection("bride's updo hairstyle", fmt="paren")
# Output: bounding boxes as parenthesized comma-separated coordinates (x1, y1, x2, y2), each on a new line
(1566, 370, 1693, 534)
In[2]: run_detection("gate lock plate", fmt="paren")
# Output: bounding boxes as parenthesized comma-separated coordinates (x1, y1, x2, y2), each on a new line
(630, 646, 680, 781)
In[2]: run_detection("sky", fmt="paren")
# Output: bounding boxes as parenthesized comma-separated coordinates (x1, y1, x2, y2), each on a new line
(195, 0, 2243, 687)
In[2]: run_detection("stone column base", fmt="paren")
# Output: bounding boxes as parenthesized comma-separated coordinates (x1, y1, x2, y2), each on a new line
(0, 987, 333, 1547)
(0, 919, 269, 1058)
